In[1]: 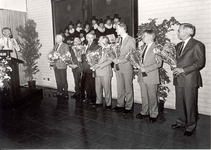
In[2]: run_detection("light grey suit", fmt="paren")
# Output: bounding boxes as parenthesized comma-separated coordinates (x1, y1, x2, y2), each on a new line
(95, 48, 113, 106)
(138, 42, 162, 118)
(115, 35, 136, 110)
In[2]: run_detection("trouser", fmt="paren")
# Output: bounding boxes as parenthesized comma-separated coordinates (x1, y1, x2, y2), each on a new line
(84, 73, 96, 101)
(139, 81, 158, 118)
(95, 76, 112, 106)
(54, 68, 68, 93)
(175, 86, 198, 132)
(116, 72, 133, 110)
(72, 68, 82, 95)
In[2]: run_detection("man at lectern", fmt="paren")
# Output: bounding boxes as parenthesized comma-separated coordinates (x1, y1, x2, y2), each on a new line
(0, 27, 20, 58)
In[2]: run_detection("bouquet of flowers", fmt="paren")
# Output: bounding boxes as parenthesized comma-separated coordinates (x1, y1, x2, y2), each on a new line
(125, 48, 141, 69)
(0, 59, 12, 90)
(72, 45, 86, 62)
(86, 48, 102, 71)
(60, 51, 74, 65)
(105, 43, 121, 61)
(153, 42, 177, 68)
(48, 51, 60, 67)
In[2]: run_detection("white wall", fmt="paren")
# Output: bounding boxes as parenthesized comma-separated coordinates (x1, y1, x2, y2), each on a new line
(138, 0, 211, 115)
(0, 0, 26, 12)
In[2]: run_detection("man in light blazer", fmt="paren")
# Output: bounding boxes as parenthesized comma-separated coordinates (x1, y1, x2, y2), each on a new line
(136, 30, 162, 123)
(112, 22, 136, 114)
(52, 34, 69, 99)
(93, 36, 113, 109)
(172, 23, 205, 136)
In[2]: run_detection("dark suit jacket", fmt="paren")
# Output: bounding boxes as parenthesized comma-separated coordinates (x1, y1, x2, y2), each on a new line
(53, 42, 69, 69)
(173, 38, 205, 87)
(82, 42, 100, 73)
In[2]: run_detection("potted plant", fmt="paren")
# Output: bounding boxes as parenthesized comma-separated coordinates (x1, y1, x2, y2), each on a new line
(16, 19, 42, 89)
(137, 17, 180, 112)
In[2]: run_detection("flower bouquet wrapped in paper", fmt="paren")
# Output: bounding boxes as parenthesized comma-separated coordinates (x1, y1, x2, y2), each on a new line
(48, 51, 60, 67)
(153, 42, 176, 69)
(125, 48, 141, 69)
(0, 59, 12, 90)
(86, 48, 102, 71)
(60, 51, 74, 65)
(72, 45, 86, 62)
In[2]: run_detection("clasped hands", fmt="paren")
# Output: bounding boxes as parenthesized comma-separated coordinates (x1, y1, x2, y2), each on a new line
(173, 68, 184, 76)
(69, 64, 78, 69)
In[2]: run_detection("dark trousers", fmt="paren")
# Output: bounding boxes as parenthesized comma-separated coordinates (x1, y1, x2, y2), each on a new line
(84, 73, 96, 101)
(54, 68, 68, 93)
(175, 86, 198, 132)
(72, 68, 82, 95)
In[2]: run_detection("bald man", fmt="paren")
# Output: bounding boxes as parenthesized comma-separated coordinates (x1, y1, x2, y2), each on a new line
(52, 34, 69, 99)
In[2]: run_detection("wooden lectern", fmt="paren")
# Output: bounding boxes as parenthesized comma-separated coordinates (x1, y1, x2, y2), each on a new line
(0, 50, 24, 100)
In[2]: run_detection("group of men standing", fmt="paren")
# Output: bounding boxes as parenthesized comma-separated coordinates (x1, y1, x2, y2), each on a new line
(51, 21, 205, 137)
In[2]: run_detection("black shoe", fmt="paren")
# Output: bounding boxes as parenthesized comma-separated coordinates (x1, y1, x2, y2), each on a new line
(112, 106, 124, 112)
(136, 113, 149, 119)
(89, 101, 96, 105)
(83, 98, 90, 103)
(71, 93, 80, 98)
(171, 124, 185, 129)
(105, 105, 112, 110)
(93, 103, 103, 107)
(122, 109, 132, 115)
(149, 117, 156, 123)
(184, 131, 192, 136)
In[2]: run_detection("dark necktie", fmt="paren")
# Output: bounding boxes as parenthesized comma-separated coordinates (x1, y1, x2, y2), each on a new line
(141, 45, 148, 63)
(55, 44, 59, 51)
(119, 37, 123, 46)
(178, 42, 185, 56)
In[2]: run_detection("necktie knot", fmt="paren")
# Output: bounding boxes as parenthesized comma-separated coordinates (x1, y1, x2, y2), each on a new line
(141, 45, 148, 63)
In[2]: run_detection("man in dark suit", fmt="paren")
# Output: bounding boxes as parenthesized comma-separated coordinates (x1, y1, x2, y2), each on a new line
(52, 34, 69, 99)
(81, 33, 100, 104)
(112, 22, 136, 114)
(136, 30, 162, 122)
(172, 23, 205, 136)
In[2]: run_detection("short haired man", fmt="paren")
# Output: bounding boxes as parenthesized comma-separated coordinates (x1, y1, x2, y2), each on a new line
(171, 23, 205, 136)
(0, 27, 20, 58)
(136, 30, 162, 123)
(112, 22, 136, 114)
(93, 36, 113, 109)
(52, 34, 69, 98)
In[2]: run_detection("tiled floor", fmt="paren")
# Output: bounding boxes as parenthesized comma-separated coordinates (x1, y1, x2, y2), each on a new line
(0, 88, 210, 149)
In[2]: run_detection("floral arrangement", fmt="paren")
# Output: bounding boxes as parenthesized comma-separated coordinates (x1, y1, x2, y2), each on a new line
(125, 49, 142, 69)
(0, 59, 12, 90)
(72, 45, 86, 62)
(86, 48, 102, 71)
(105, 43, 121, 61)
(60, 51, 74, 65)
(154, 42, 177, 69)
(48, 51, 60, 67)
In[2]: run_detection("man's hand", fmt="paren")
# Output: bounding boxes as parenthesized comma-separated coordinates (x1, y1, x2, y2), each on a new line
(140, 64, 146, 72)
(173, 68, 184, 76)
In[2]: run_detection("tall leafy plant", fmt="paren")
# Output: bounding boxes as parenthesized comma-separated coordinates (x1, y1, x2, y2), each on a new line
(137, 17, 180, 101)
(16, 19, 42, 81)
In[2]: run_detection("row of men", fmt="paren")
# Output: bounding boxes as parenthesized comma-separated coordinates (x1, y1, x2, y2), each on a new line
(61, 14, 121, 45)
(51, 22, 205, 137)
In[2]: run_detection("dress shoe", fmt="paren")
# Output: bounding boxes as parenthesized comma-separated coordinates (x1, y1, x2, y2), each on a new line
(93, 103, 103, 107)
(122, 109, 132, 115)
(171, 124, 184, 129)
(105, 105, 112, 110)
(89, 101, 96, 105)
(184, 131, 192, 136)
(82, 98, 90, 103)
(112, 106, 124, 112)
(149, 117, 156, 123)
(71, 93, 80, 98)
(136, 113, 149, 119)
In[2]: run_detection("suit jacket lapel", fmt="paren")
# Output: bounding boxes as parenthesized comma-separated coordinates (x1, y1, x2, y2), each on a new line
(179, 38, 193, 57)
(144, 42, 155, 60)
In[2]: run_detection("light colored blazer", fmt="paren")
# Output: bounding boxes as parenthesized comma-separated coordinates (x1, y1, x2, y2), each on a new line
(138, 42, 162, 84)
(53, 42, 69, 69)
(115, 35, 136, 73)
(95, 48, 113, 77)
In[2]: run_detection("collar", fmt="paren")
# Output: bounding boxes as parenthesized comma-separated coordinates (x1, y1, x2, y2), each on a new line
(93, 24, 98, 29)
(105, 24, 113, 29)
(121, 33, 128, 42)
(97, 26, 105, 33)
(76, 27, 82, 32)
(69, 28, 75, 34)
(80, 37, 85, 41)
(84, 29, 90, 33)
(183, 37, 191, 46)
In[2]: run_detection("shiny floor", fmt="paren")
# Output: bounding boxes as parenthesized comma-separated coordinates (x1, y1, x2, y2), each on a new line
(0, 88, 210, 149)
